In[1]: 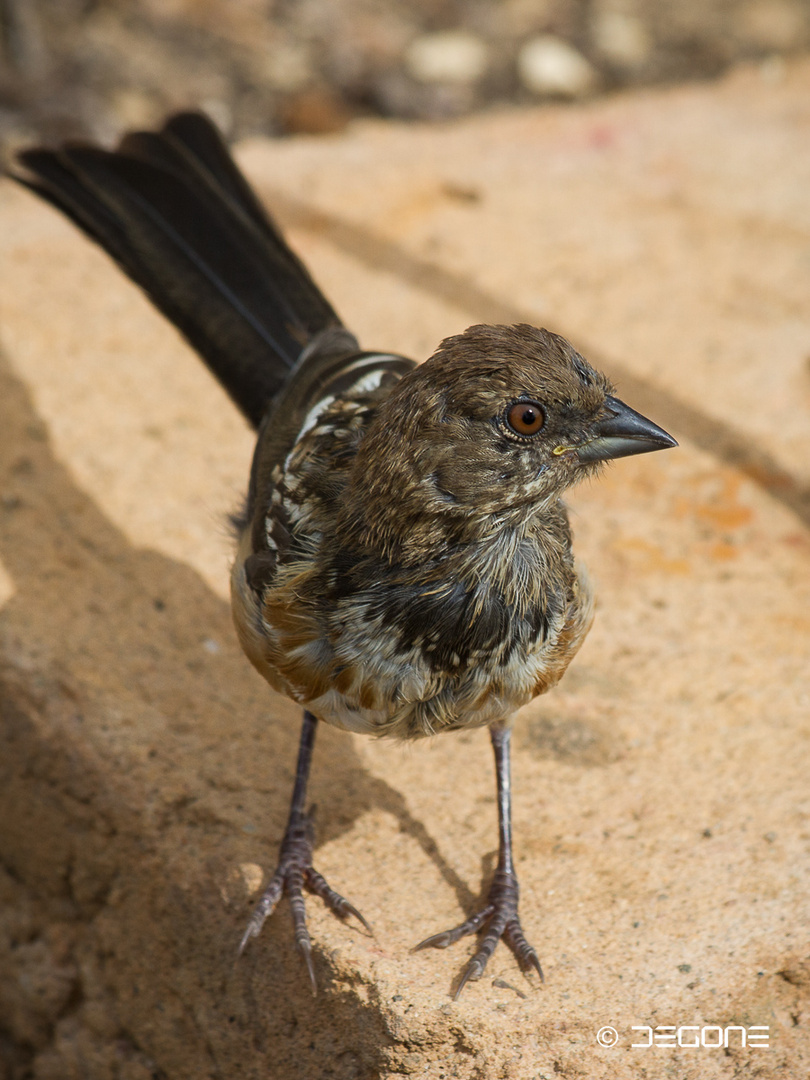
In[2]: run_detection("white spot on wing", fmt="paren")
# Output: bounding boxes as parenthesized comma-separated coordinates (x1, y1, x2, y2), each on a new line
(296, 394, 337, 444)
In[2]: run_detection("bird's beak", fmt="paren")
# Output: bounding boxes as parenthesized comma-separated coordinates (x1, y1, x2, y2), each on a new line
(574, 395, 677, 463)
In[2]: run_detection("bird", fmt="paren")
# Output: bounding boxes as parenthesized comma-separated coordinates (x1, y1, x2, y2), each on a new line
(11, 111, 676, 998)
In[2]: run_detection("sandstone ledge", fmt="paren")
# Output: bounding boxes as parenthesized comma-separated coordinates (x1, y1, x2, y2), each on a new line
(1, 58, 810, 1079)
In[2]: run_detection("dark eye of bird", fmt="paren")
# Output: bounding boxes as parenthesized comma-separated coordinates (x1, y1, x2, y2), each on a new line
(506, 400, 545, 437)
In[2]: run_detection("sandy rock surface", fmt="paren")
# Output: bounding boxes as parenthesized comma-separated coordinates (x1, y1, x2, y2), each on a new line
(1, 57, 809, 1079)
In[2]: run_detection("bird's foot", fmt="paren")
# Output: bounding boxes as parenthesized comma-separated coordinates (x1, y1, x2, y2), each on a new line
(238, 807, 370, 992)
(414, 866, 543, 998)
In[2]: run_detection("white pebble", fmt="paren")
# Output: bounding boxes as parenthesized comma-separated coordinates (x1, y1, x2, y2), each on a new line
(405, 31, 489, 85)
(517, 35, 597, 98)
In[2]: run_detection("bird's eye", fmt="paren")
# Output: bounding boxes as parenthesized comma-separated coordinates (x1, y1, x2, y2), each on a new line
(506, 400, 545, 437)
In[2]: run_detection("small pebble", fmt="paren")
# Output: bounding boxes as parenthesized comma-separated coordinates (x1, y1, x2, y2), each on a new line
(517, 35, 598, 98)
(238, 862, 264, 896)
(405, 31, 489, 85)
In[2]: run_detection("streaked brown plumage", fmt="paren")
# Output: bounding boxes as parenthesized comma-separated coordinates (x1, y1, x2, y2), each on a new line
(233, 323, 605, 741)
(12, 112, 676, 997)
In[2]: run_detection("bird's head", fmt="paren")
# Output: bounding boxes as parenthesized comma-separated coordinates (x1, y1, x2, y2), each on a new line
(343, 324, 676, 558)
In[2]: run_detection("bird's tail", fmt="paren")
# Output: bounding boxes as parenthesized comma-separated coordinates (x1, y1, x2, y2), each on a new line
(12, 111, 353, 430)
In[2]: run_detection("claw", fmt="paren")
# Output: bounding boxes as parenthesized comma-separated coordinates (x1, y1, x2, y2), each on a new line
(414, 868, 542, 997)
(298, 935, 318, 996)
(237, 809, 369, 990)
(306, 868, 373, 934)
(237, 924, 254, 957)
(336, 898, 373, 935)
(504, 919, 544, 981)
(414, 929, 455, 951)
(454, 957, 485, 1000)
(236, 713, 369, 989)
(237, 876, 283, 955)
(413, 905, 493, 952)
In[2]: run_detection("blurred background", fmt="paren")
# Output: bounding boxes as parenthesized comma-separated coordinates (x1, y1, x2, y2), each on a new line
(0, 0, 808, 148)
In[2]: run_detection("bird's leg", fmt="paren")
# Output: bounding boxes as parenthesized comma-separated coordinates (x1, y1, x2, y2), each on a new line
(239, 710, 370, 991)
(415, 723, 543, 998)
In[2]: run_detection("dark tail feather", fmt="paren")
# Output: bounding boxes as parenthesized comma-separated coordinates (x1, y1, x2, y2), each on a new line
(11, 112, 350, 429)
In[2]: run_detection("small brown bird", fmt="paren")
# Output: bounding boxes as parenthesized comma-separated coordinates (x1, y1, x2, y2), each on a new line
(13, 113, 676, 997)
